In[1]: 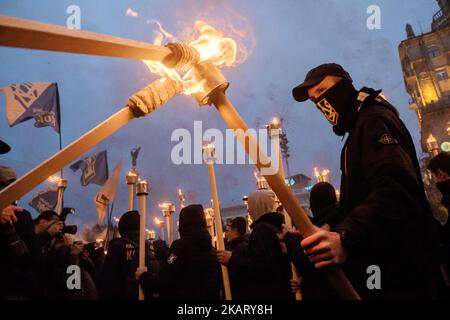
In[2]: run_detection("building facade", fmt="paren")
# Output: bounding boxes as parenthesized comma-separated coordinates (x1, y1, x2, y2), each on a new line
(398, 0, 450, 222)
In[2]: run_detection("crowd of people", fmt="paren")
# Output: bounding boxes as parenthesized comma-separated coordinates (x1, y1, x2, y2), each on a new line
(1, 63, 450, 300)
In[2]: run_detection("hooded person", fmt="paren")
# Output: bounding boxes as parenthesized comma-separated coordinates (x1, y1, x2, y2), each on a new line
(309, 182, 343, 229)
(218, 190, 294, 300)
(136, 204, 221, 300)
(284, 182, 342, 300)
(292, 63, 441, 299)
(99, 211, 158, 300)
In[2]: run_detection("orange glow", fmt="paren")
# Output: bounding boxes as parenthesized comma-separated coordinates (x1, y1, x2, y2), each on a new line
(47, 175, 61, 183)
(314, 167, 330, 182)
(154, 217, 164, 226)
(427, 133, 437, 144)
(143, 20, 238, 95)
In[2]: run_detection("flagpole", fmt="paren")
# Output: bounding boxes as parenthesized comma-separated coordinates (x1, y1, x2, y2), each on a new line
(104, 203, 110, 255)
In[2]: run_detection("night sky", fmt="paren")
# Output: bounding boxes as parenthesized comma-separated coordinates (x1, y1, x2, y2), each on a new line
(0, 0, 438, 235)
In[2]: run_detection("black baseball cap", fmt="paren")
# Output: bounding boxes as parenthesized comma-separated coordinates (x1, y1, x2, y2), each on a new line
(0, 139, 11, 154)
(292, 63, 352, 102)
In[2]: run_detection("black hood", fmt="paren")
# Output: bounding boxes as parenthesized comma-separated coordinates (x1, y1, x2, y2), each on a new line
(250, 212, 285, 232)
(178, 204, 212, 250)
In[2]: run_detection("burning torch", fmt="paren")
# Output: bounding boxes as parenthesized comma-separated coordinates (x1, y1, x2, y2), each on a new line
(314, 167, 330, 183)
(267, 117, 301, 300)
(159, 202, 175, 245)
(48, 176, 67, 215)
(204, 207, 216, 247)
(426, 134, 440, 157)
(203, 143, 232, 300)
(154, 217, 165, 241)
(126, 170, 139, 211)
(136, 179, 149, 301)
(178, 189, 185, 209)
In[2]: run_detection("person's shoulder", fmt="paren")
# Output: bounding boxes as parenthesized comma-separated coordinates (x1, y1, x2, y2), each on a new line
(109, 237, 136, 250)
(170, 238, 187, 252)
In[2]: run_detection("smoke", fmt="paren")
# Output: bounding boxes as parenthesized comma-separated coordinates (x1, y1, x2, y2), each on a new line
(81, 224, 108, 243)
(126, 8, 139, 18)
(167, 0, 256, 66)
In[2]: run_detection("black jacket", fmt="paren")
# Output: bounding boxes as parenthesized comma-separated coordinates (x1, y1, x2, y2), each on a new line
(100, 237, 159, 300)
(228, 212, 294, 300)
(139, 230, 221, 300)
(225, 235, 248, 299)
(335, 90, 441, 299)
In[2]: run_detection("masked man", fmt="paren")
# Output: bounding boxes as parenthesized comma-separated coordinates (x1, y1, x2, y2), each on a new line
(292, 63, 441, 299)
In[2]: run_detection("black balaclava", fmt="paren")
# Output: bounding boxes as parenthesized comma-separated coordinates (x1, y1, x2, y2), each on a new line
(313, 78, 360, 136)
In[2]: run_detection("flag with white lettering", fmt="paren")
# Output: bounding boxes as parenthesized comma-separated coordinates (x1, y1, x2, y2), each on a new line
(29, 185, 58, 213)
(94, 161, 122, 224)
(70, 150, 109, 186)
(1, 82, 60, 133)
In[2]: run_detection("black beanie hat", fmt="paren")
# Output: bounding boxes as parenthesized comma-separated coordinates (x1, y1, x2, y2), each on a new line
(119, 210, 140, 237)
(178, 204, 206, 235)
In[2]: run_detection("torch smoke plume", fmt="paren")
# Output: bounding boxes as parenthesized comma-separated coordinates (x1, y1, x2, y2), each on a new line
(81, 224, 108, 243)
(126, 8, 139, 17)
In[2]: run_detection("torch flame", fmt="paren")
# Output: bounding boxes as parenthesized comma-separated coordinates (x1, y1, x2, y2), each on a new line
(427, 133, 437, 143)
(143, 20, 238, 95)
(47, 175, 61, 183)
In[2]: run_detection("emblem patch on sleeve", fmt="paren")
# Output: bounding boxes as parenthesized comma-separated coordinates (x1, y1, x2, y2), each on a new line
(378, 133, 398, 145)
(167, 253, 178, 264)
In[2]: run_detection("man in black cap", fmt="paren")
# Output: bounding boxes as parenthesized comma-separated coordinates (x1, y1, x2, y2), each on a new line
(292, 63, 441, 299)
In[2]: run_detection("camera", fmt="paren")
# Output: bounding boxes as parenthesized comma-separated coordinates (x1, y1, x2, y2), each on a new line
(59, 207, 78, 235)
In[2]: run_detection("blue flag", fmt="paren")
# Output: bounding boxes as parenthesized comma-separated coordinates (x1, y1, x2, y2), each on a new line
(70, 150, 109, 186)
(1, 82, 60, 133)
(29, 186, 58, 213)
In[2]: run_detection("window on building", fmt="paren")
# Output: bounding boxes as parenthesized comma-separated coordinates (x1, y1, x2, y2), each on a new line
(428, 46, 441, 58)
(436, 70, 450, 81)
